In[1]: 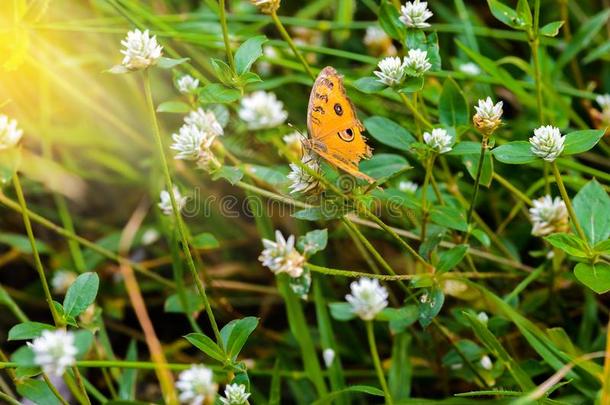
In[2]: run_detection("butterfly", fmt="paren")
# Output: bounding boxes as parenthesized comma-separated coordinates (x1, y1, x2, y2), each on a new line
(305, 66, 374, 183)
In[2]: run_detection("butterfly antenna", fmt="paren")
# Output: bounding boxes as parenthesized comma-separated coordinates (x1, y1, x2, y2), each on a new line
(287, 123, 308, 141)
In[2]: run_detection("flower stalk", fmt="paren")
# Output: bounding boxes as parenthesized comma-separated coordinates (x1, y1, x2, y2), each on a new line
(550, 162, 587, 244)
(218, 0, 235, 71)
(365, 321, 393, 405)
(270, 10, 315, 80)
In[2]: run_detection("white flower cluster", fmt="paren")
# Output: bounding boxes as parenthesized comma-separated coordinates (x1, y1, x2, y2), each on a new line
(529, 195, 569, 236)
(171, 108, 224, 168)
(220, 384, 251, 405)
(473, 97, 503, 134)
(239, 91, 287, 130)
(529, 125, 565, 162)
(399, 0, 433, 28)
(177, 75, 200, 95)
(120, 29, 163, 70)
(258, 230, 305, 278)
(0, 114, 23, 150)
(374, 49, 431, 86)
(250, 0, 281, 14)
(28, 330, 77, 377)
(176, 365, 218, 405)
(287, 151, 320, 194)
(158, 186, 188, 216)
(424, 128, 453, 154)
(346, 278, 389, 321)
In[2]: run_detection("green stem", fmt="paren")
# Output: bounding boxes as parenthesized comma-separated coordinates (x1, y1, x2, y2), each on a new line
(0, 391, 20, 405)
(142, 70, 223, 347)
(218, 0, 235, 70)
(270, 10, 315, 80)
(399, 92, 432, 131)
(365, 321, 393, 405)
(420, 156, 434, 245)
(72, 366, 92, 405)
(492, 173, 533, 205)
(551, 162, 588, 244)
(43, 373, 70, 405)
(466, 136, 488, 226)
(12, 173, 63, 326)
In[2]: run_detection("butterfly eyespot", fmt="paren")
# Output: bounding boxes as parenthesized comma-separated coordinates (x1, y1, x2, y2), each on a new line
(333, 103, 343, 116)
(337, 128, 355, 142)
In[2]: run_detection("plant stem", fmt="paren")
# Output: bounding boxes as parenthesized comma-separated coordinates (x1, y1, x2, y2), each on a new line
(365, 321, 393, 405)
(43, 373, 70, 405)
(12, 173, 63, 327)
(492, 173, 532, 205)
(551, 162, 588, 244)
(420, 156, 434, 245)
(602, 315, 610, 404)
(142, 70, 223, 347)
(218, 0, 234, 70)
(0, 391, 20, 405)
(466, 136, 488, 226)
(399, 92, 432, 131)
(270, 10, 315, 80)
(72, 366, 92, 405)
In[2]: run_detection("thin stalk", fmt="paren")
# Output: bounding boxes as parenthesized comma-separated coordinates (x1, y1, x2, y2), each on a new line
(72, 366, 92, 405)
(420, 156, 434, 245)
(218, 0, 235, 70)
(142, 70, 223, 346)
(270, 10, 315, 80)
(43, 374, 70, 405)
(466, 136, 488, 226)
(551, 162, 587, 244)
(12, 173, 63, 326)
(602, 315, 610, 404)
(492, 173, 533, 205)
(0, 391, 20, 405)
(399, 92, 432, 131)
(365, 321, 393, 405)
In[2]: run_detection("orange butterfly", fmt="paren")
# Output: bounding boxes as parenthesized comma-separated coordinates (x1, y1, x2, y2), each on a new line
(305, 66, 374, 183)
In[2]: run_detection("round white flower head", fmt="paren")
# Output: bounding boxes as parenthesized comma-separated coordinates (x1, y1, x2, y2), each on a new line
(250, 0, 281, 14)
(51, 270, 77, 294)
(171, 124, 209, 161)
(219, 384, 250, 405)
(28, 329, 77, 377)
(423, 128, 453, 154)
(0, 114, 23, 150)
(184, 108, 224, 138)
(258, 230, 305, 278)
(345, 278, 389, 321)
(238, 91, 288, 130)
(480, 355, 493, 370)
(158, 186, 188, 216)
(176, 365, 218, 405)
(287, 151, 320, 194)
(323, 348, 335, 368)
(398, 180, 418, 194)
(404, 49, 431, 77)
(529, 195, 569, 236)
(473, 97, 503, 134)
(120, 29, 163, 70)
(177, 75, 200, 95)
(477, 312, 489, 324)
(399, 0, 433, 28)
(459, 62, 481, 76)
(529, 125, 565, 162)
(374, 56, 407, 87)
(141, 228, 161, 245)
(364, 26, 397, 56)
(596, 94, 610, 111)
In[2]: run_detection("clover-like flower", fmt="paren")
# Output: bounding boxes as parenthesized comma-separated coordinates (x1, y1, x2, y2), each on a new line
(459, 62, 481, 76)
(0, 114, 23, 150)
(398, 180, 418, 194)
(184, 108, 224, 138)
(177, 75, 200, 95)
(473, 97, 503, 134)
(345, 278, 389, 321)
(28, 330, 78, 377)
(529, 195, 569, 236)
(120, 29, 163, 70)
(250, 0, 281, 14)
(158, 187, 188, 216)
(399, 0, 433, 28)
(287, 151, 320, 194)
(219, 384, 251, 405)
(403, 49, 431, 76)
(176, 365, 218, 405)
(258, 230, 305, 278)
(238, 91, 288, 130)
(423, 128, 453, 154)
(171, 124, 210, 161)
(374, 56, 407, 86)
(529, 125, 565, 162)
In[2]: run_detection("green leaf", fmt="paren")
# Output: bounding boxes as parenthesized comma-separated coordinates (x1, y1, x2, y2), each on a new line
(364, 116, 415, 151)
(191, 233, 220, 249)
(329, 302, 356, 321)
(423, 32, 441, 71)
(378, 305, 419, 334)
(246, 165, 287, 186)
(573, 180, 610, 245)
(223, 317, 259, 361)
(211, 166, 243, 185)
(430, 205, 468, 232)
(210, 58, 235, 85)
(583, 41, 610, 64)
(539, 21, 564, 37)
(491, 141, 537, 164)
(164, 290, 204, 314)
(74, 329, 94, 358)
(269, 360, 281, 405)
(436, 245, 468, 274)
(555, 9, 610, 71)
(63, 272, 99, 318)
(405, 29, 426, 51)
(574, 262, 610, 294)
(298, 229, 328, 255)
(462, 150, 493, 187)
(0, 148, 21, 185)
(293, 206, 343, 221)
(0, 232, 51, 254)
(352, 77, 386, 94)
(544, 233, 590, 258)
(118, 340, 138, 400)
(447, 141, 481, 156)
(199, 83, 241, 104)
(439, 78, 468, 127)
(594, 239, 610, 255)
(516, 0, 532, 28)
(156, 101, 190, 114)
(389, 333, 412, 400)
(398, 76, 424, 93)
(471, 229, 491, 248)
(184, 333, 226, 363)
(312, 385, 384, 405)
(360, 153, 409, 179)
(8, 322, 54, 341)
(562, 129, 605, 155)
(487, 0, 526, 30)
(378, 0, 405, 41)
(157, 57, 189, 69)
(235, 36, 267, 75)
(418, 287, 444, 328)
(17, 379, 61, 405)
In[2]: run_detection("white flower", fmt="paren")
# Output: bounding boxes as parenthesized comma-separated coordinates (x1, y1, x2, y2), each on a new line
(403, 49, 431, 76)
(529, 125, 565, 162)
(399, 0, 433, 28)
(51, 270, 77, 294)
(219, 384, 250, 405)
(0, 115, 23, 150)
(184, 108, 224, 138)
(158, 187, 188, 216)
(176, 365, 218, 405)
(177, 75, 200, 94)
(28, 330, 77, 377)
(238, 91, 287, 130)
(529, 195, 569, 236)
(480, 355, 493, 370)
(374, 56, 407, 86)
(423, 128, 452, 154)
(171, 124, 209, 161)
(120, 29, 163, 70)
(596, 94, 610, 111)
(477, 312, 489, 324)
(259, 230, 305, 278)
(459, 62, 481, 76)
(141, 228, 161, 245)
(345, 278, 388, 321)
(398, 180, 418, 193)
(287, 151, 320, 194)
(364, 26, 397, 56)
(250, 0, 280, 14)
(323, 348, 335, 368)
(473, 97, 503, 133)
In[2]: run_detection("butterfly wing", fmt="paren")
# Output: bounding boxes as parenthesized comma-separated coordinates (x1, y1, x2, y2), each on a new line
(307, 66, 374, 182)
